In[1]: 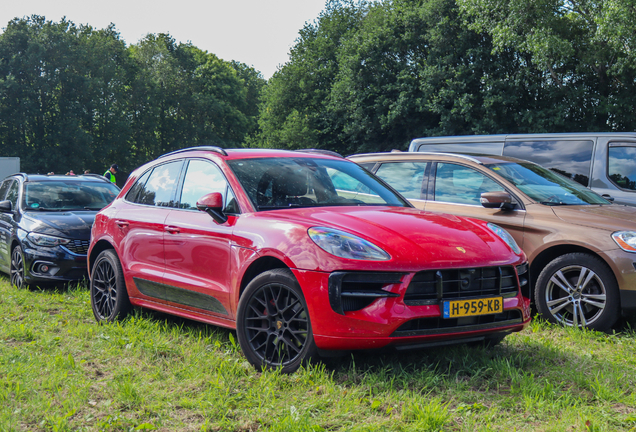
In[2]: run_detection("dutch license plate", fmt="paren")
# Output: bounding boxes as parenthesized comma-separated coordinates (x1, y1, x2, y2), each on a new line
(443, 297, 503, 318)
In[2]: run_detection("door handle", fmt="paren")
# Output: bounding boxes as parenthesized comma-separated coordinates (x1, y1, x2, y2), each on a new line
(115, 220, 129, 228)
(165, 226, 180, 234)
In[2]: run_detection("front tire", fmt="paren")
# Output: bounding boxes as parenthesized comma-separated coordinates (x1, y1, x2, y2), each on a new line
(236, 269, 317, 373)
(90, 249, 131, 322)
(10, 245, 26, 289)
(535, 253, 619, 331)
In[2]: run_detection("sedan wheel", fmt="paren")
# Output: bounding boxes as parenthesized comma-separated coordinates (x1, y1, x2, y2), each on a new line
(90, 249, 131, 322)
(10, 245, 25, 289)
(237, 269, 317, 373)
(535, 253, 619, 331)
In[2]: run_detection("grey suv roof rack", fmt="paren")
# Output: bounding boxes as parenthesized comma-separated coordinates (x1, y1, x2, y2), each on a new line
(159, 146, 228, 158)
(295, 148, 343, 158)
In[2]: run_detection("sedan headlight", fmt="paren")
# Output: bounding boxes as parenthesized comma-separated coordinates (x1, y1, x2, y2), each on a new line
(487, 223, 521, 254)
(308, 227, 390, 260)
(612, 231, 636, 252)
(27, 232, 71, 247)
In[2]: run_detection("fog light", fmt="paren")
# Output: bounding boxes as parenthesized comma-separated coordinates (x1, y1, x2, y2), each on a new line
(40, 265, 49, 272)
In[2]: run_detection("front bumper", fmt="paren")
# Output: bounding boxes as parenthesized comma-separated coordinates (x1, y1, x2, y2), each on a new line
(293, 267, 532, 352)
(22, 243, 88, 284)
(599, 249, 636, 312)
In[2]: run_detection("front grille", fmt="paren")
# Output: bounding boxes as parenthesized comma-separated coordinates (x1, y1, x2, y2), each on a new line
(404, 266, 518, 306)
(63, 239, 90, 255)
(392, 309, 523, 337)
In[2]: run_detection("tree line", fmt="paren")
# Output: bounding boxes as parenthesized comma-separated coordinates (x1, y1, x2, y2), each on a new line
(1, 0, 635, 175)
(0, 16, 265, 176)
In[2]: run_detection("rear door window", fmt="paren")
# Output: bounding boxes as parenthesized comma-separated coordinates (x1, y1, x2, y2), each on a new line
(434, 163, 503, 205)
(503, 140, 594, 187)
(608, 145, 636, 191)
(375, 162, 428, 199)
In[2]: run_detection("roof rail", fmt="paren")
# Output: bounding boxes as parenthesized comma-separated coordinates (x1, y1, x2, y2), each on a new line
(159, 146, 228, 158)
(295, 148, 343, 158)
(11, 173, 29, 181)
(348, 151, 484, 164)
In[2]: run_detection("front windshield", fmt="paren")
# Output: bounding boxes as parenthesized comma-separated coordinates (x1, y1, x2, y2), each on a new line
(227, 157, 410, 210)
(486, 162, 609, 205)
(23, 180, 120, 211)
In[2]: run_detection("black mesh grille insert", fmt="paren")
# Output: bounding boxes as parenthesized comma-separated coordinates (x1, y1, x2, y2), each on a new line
(328, 272, 405, 315)
(404, 266, 518, 306)
(392, 309, 523, 337)
(63, 239, 90, 255)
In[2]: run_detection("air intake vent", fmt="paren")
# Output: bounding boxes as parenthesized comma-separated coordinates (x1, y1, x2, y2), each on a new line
(328, 272, 405, 315)
(404, 266, 518, 306)
(392, 309, 523, 336)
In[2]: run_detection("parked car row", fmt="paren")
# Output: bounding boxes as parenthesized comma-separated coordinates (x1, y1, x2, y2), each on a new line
(1, 137, 634, 373)
(348, 151, 636, 331)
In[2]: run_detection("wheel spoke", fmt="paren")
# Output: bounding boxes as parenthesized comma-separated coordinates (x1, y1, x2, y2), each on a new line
(577, 268, 597, 292)
(581, 294, 606, 309)
(551, 271, 575, 294)
(576, 303, 587, 327)
(546, 296, 571, 314)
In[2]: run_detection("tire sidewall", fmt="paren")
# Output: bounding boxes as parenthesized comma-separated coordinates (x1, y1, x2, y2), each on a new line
(535, 253, 619, 331)
(11, 244, 25, 288)
(90, 249, 130, 322)
(236, 268, 317, 373)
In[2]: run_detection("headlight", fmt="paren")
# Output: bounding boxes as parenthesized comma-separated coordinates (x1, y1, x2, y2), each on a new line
(27, 232, 71, 247)
(487, 223, 521, 254)
(612, 231, 636, 252)
(308, 227, 390, 261)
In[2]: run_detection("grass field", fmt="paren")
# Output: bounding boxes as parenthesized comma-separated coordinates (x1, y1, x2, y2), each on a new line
(1, 279, 635, 431)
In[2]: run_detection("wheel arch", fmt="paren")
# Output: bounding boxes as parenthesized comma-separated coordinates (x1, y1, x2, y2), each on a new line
(530, 245, 617, 294)
(238, 256, 289, 299)
(89, 240, 116, 276)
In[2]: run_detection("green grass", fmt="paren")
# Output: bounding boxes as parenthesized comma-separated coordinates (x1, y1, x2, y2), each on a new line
(1, 279, 635, 431)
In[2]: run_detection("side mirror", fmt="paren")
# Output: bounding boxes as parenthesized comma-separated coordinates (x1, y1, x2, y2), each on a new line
(196, 192, 228, 224)
(0, 200, 12, 213)
(480, 191, 516, 210)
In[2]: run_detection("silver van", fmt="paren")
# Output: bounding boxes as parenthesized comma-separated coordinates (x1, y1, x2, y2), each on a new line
(409, 133, 636, 206)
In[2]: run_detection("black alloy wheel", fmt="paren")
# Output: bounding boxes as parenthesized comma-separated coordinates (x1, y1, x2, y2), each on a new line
(237, 269, 317, 373)
(535, 253, 619, 331)
(90, 249, 131, 322)
(10, 245, 25, 289)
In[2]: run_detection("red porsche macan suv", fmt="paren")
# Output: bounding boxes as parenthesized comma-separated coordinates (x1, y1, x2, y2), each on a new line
(88, 147, 531, 372)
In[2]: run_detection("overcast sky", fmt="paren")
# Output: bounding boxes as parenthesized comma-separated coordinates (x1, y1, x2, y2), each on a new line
(0, 0, 329, 79)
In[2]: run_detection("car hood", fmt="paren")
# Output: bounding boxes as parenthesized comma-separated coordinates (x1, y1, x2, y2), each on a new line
(551, 205, 636, 232)
(23, 211, 96, 240)
(251, 206, 522, 270)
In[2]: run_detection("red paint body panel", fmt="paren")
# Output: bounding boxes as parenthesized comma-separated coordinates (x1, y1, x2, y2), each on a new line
(89, 148, 531, 355)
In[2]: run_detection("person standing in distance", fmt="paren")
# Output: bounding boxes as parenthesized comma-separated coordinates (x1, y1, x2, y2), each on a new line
(104, 164, 118, 184)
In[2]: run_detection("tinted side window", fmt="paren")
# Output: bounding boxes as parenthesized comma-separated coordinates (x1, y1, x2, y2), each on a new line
(434, 163, 503, 205)
(375, 162, 428, 199)
(126, 170, 152, 203)
(132, 161, 183, 207)
(178, 160, 228, 210)
(0, 179, 13, 201)
(503, 140, 594, 187)
(608, 145, 636, 191)
(5, 180, 19, 209)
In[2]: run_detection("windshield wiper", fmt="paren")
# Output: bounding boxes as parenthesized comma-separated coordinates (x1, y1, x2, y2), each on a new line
(26, 207, 66, 212)
(539, 201, 568, 206)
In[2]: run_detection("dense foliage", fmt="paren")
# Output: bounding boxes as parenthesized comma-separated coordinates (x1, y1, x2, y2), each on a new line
(255, 0, 636, 154)
(0, 16, 265, 176)
(2, 0, 636, 171)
